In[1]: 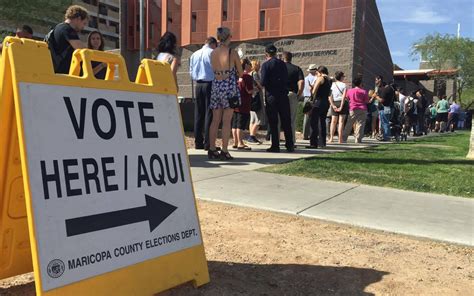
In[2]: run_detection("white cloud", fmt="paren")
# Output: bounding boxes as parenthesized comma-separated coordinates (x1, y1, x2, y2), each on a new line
(378, 0, 451, 25)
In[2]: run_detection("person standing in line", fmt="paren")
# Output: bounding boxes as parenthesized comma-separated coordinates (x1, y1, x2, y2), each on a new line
(208, 27, 243, 160)
(306, 66, 331, 149)
(415, 89, 428, 135)
(260, 44, 294, 153)
(448, 100, 461, 132)
(367, 90, 379, 138)
(156, 31, 181, 91)
(282, 51, 304, 145)
(404, 92, 419, 136)
(48, 5, 88, 74)
(0, 25, 34, 52)
(16, 25, 34, 39)
(87, 31, 107, 79)
(189, 36, 218, 150)
(372, 75, 394, 141)
(435, 95, 450, 132)
(342, 76, 370, 143)
(232, 58, 253, 150)
(398, 88, 407, 114)
(328, 71, 348, 143)
(302, 64, 317, 140)
(248, 59, 265, 144)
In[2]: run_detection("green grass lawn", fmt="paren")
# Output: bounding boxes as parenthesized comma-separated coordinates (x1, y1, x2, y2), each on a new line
(260, 131, 474, 198)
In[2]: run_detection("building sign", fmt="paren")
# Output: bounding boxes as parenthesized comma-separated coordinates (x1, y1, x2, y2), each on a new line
(242, 39, 338, 60)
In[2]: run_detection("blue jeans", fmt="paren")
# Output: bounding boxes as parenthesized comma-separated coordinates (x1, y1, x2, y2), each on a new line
(379, 106, 392, 140)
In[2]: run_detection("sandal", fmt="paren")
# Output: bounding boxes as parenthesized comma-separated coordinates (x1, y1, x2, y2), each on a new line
(237, 145, 252, 151)
(232, 145, 238, 149)
(207, 149, 220, 160)
(219, 151, 234, 160)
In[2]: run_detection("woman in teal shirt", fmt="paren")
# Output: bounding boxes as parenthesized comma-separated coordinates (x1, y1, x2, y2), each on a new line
(435, 96, 449, 132)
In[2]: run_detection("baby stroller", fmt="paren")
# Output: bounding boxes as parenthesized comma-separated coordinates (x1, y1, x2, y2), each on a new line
(390, 102, 403, 142)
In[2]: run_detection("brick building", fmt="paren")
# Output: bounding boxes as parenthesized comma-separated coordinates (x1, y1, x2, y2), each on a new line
(122, 0, 393, 98)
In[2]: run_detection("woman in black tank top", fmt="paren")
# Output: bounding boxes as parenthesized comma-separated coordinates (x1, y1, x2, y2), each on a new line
(307, 66, 331, 148)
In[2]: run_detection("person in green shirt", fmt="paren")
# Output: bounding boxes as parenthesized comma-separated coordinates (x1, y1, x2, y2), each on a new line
(435, 96, 449, 132)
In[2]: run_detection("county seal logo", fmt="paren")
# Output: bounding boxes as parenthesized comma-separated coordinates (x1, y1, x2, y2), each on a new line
(47, 259, 65, 278)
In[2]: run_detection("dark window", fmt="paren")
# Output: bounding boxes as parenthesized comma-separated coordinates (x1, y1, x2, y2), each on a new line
(99, 18, 106, 24)
(222, 0, 228, 21)
(89, 16, 98, 28)
(99, 4, 108, 16)
(259, 10, 265, 31)
(191, 12, 197, 32)
(110, 21, 119, 34)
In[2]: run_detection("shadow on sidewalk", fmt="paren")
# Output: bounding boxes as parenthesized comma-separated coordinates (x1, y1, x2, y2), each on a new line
(188, 154, 314, 168)
(187, 144, 377, 169)
(160, 261, 388, 295)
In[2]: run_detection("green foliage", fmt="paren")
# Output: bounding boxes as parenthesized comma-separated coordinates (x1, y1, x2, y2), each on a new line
(0, 0, 73, 27)
(411, 33, 474, 108)
(261, 132, 474, 198)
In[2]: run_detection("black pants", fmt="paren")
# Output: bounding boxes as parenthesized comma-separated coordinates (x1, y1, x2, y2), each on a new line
(265, 94, 293, 149)
(448, 113, 459, 131)
(417, 111, 426, 135)
(194, 81, 213, 148)
(309, 103, 329, 147)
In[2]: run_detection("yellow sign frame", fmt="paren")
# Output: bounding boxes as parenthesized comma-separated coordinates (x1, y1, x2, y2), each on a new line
(0, 37, 209, 295)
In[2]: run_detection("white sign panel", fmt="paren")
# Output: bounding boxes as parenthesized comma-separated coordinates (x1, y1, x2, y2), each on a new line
(18, 83, 202, 291)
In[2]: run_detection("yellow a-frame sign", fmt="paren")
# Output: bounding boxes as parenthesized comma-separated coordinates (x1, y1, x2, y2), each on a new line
(0, 37, 209, 295)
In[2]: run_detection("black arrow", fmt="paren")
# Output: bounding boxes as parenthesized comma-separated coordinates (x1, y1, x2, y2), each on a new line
(65, 194, 177, 237)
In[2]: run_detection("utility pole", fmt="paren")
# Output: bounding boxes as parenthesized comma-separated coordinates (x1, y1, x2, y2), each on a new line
(139, 0, 145, 61)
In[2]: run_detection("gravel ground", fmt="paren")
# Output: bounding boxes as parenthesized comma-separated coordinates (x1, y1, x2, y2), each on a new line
(1, 201, 472, 295)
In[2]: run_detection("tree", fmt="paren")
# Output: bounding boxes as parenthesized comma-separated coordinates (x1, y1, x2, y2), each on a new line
(411, 33, 474, 108)
(412, 34, 474, 159)
(0, 0, 73, 29)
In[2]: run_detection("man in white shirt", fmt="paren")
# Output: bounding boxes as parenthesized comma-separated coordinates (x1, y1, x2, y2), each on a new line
(302, 64, 317, 140)
(398, 88, 406, 114)
(189, 37, 218, 150)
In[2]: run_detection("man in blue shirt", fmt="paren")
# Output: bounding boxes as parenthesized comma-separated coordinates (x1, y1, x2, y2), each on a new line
(189, 37, 218, 150)
(261, 45, 294, 152)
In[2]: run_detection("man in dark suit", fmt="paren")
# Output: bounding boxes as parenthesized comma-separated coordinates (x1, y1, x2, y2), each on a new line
(260, 45, 294, 152)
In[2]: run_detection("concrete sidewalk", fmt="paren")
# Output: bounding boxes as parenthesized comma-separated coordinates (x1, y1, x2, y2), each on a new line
(188, 139, 474, 247)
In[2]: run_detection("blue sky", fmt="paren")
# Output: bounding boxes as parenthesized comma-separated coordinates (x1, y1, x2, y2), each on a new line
(377, 0, 474, 70)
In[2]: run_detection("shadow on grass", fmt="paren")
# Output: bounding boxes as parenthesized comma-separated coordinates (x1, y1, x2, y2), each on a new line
(161, 261, 389, 295)
(304, 156, 474, 166)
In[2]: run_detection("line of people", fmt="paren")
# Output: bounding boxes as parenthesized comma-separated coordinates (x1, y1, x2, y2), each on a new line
(185, 27, 380, 160)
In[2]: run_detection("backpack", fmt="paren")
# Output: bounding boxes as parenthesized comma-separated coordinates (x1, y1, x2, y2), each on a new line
(405, 97, 415, 115)
(44, 25, 69, 72)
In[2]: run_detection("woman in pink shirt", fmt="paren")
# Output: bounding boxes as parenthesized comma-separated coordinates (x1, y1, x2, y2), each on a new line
(342, 76, 370, 143)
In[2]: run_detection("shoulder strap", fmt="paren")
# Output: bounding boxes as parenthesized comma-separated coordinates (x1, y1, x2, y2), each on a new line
(228, 48, 232, 70)
(334, 82, 344, 95)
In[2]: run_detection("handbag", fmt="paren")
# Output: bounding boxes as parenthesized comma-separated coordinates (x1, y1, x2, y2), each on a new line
(226, 48, 241, 109)
(303, 100, 313, 114)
